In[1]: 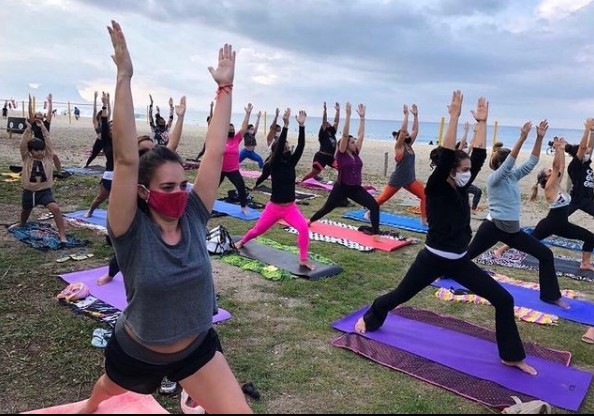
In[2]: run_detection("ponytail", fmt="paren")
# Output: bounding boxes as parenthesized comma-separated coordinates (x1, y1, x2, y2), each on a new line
(531, 169, 548, 201)
(530, 182, 539, 202)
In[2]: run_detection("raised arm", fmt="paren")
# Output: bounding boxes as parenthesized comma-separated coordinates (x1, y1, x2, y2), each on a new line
(253, 111, 262, 136)
(332, 102, 340, 130)
(576, 118, 594, 161)
(166, 97, 174, 130)
(469, 97, 487, 150)
(409, 104, 419, 143)
(193, 44, 235, 211)
(19, 122, 33, 160)
(355, 104, 366, 152)
(106, 20, 140, 238)
(271, 108, 290, 164)
(166, 96, 186, 152)
(338, 102, 351, 154)
(37, 119, 54, 156)
(148, 94, 155, 128)
(490, 122, 531, 185)
(395, 105, 409, 151)
(291, 110, 307, 166)
(442, 91, 463, 150)
(46, 94, 53, 125)
(458, 122, 470, 152)
(92, 91, 99, 130)
(544, 137, 566, 201)
(238, 103, 252, 137)
(266, 107, 279, 146)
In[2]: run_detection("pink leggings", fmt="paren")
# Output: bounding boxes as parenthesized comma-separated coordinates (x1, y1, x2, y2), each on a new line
(240, 201, 310, 261)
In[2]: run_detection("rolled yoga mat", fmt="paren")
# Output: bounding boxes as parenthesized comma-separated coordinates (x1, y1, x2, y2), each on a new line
(21, 391, 168, 414)
(433, 277, 594, 326)
(60, 266, 232, 324)
(343, 210, 428, 234)
(332, 306, 591, 412)
(232, 236, 342, 280)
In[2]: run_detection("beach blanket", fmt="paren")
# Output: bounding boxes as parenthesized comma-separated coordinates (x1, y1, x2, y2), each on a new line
(7, 222, 88, 251)
(22, 391, 169, 414)
(59, 266, 232, 326)
(343, 210, 429, 234)
(433, 274, 594, 326)
(332, 306, 590, 411)
(522, 226, 591, 252)
(476, 249, 594, 282)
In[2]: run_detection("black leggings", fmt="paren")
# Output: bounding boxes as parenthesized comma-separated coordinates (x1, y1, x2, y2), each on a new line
(363, 248, 526, 362)
(567, 198, 594, 218)
(467, 184, 482, 210)
(108, 255, 120, 278)
(219, 170, 248, 208)
(85, 139, 104, 167)
(254, 159, 271, 189)
(467, 220, 561, 302)
(532, 206, 594, 252)
(310, 183, 380, 234)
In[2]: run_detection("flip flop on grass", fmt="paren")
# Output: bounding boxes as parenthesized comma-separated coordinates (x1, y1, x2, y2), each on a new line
(70, 253, 95, 261)
(582, 327, 594, 344)
(56, 254, 72, 263)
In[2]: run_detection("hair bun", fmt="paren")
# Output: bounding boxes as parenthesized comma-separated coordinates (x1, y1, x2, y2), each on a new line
(492, 142, 504, 151)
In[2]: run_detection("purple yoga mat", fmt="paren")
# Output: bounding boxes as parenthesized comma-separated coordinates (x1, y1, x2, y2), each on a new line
(332, 306, 591, 411)
(60, 266, 232, 324)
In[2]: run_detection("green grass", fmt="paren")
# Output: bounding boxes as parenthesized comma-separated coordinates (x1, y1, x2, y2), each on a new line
(0, 165, 593, 414)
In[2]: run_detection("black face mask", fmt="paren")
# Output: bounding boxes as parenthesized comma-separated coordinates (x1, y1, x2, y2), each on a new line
(228, 131, 235, 138)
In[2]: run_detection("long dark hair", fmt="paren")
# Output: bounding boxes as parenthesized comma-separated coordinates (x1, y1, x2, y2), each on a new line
(565, 143, 579, 158)
(429, 147, 469, 171)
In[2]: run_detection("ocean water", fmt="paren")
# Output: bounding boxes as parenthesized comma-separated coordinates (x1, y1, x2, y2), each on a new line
(163, 111, 584, 149)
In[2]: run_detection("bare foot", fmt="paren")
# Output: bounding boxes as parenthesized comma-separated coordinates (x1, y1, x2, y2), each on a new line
(363, 210, 370, 220)
(60, 237, 68, 244)
(300, 259, 316, 270)
(493, 248, 504, 258)
(71, 399, 96, 414)
(96, 274, 114, 286)
(235, 241, 244, 250)
(552, 298, 571, 309)
(372, 234, 382, 242)
(502, 359, 537, 376)
(421, 219, 428, 227)
(580, 263, 594, 272)
(355, 317, 367, 334)
(241, 207, 250, 215)
(83, 211, 93, 218)
(8, 223, 22, 230)
(307, 220, 312, 227)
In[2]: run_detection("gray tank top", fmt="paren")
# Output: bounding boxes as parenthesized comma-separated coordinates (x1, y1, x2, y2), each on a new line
(388, 146, 416, 187)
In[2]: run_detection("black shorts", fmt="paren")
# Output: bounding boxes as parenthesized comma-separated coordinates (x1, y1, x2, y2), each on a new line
(100, 178, 112, 192)
(312, 152, 336, 171)
(105, 328, 222, 394)
(22, 188, 55, 211)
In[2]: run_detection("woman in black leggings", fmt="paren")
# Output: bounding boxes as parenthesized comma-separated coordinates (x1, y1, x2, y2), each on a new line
(85, 91, 110, 168)
(356, 92, 537, 376)
(308, 102, 380, 236)
(566, 118, 594, 217)
(498, 136, 594, 272)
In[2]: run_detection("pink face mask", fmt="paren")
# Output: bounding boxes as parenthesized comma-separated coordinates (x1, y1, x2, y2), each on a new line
(142, 186, 189, 218)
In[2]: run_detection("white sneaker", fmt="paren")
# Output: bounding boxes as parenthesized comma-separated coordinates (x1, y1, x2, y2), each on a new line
(180, 389, 205, 414)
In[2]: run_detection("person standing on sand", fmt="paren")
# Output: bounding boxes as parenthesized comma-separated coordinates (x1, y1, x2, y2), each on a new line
(85, 91, 111, 168)
(300, 102, 340, 183)
(355, 92, 538, 376)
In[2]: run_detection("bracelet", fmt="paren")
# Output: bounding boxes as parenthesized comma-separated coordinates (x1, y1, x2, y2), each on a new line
(215, 84, 233, 99)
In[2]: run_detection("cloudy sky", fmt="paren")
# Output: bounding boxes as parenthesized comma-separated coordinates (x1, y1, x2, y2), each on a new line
(1, 0, 593, 128)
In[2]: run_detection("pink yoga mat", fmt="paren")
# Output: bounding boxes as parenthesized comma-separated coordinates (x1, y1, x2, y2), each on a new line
(239, 169, 262, 179)
(60, 266, 232, 324)
(22, 391, 168, 414)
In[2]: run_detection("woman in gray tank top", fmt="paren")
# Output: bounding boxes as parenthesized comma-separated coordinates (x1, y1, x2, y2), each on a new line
(77, 22, 252, 415)
(368, 104, 427, 225)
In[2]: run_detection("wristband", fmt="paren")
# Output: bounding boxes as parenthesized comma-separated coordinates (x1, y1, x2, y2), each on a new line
(215, 84, 233, 99)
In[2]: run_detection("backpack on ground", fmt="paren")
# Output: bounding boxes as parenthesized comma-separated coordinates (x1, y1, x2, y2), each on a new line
(206, 225, 237, 255)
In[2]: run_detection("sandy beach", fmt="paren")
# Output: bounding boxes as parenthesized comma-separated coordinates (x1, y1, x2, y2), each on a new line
(1, 113, 593, 233)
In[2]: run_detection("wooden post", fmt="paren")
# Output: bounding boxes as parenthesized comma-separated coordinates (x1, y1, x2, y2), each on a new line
(32, 96, 36, 114)
(21, 100, 25, 117)
(383, 152, 389, 176)
(437, 116, 445, 146)
(147, 105, 149, 124)
(67, 101, 71, 124)
(492, 120, 499, 146)
(264, 111, 267, 137)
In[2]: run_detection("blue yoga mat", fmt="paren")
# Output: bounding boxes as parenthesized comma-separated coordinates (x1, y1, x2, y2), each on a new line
(64, 209, 108, 228)
(343, 210, 428, 233)
(522, 226, 588, 252)
(333, 306, 591, 411)
(433, 278, 594, 326)
(212, 200, 260, 221)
